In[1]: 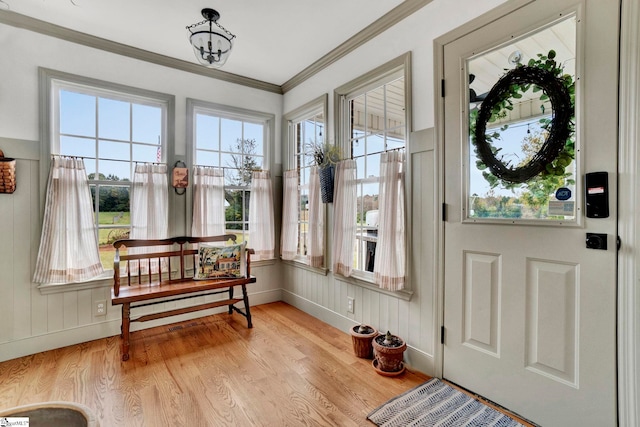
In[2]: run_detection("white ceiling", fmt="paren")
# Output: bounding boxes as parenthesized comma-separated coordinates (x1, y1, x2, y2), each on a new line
(1, 0, 405, 86)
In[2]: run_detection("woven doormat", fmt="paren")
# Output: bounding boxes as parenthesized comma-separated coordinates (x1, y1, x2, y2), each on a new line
(367, 378, 525, 426)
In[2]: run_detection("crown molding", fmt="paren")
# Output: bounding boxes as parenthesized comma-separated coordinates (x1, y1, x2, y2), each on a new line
(1, 0, 431, 95)
(281, 0, 433, 93)
(0, 9, 283, 94)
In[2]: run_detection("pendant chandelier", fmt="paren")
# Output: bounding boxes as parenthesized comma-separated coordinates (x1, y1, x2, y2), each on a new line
(186, 8, 236, 68)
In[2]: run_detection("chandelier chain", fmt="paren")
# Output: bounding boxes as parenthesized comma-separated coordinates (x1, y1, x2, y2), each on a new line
(186, 19, 235, 39)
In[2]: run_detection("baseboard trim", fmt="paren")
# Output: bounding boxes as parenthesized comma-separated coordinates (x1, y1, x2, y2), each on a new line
(1, 287, 436, 376)
(0, 288, 282, 362)
(0, 320, 122, 363)
(281, 289, 435, 376)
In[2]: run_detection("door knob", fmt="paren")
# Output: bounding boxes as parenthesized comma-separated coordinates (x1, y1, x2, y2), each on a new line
(586, 233, 607, 250)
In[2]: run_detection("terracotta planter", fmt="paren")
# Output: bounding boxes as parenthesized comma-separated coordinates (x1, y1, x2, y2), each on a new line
(372, 331, 406, 375)
(350, 324, 378, 359)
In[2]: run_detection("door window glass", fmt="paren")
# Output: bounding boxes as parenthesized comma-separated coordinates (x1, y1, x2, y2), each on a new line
(467, 17, 577, 222)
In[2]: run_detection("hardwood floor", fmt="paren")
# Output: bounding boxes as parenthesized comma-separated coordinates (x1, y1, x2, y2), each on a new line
(0, 302, 430, 426)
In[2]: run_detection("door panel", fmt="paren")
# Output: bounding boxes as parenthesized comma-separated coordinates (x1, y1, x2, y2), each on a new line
(442, 1, 619, 426)
(525, 259, 579, 386)
(462, 251, 501, 356)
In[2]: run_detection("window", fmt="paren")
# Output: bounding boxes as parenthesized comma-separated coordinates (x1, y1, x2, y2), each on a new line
(187, 99, 272, 244)
(466, 17, 577, 223)
(284, 95, 328, 264)
(42, 69, 173, 272)
(335, 54, 410, 279)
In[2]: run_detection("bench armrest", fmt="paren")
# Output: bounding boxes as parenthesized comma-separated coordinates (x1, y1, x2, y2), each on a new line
(246, 247, 255, 277)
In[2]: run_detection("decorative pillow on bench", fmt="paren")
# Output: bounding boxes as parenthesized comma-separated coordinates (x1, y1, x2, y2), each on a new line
(195, 241, 247, 280)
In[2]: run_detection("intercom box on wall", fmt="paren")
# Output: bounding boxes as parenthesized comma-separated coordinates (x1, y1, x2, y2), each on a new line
(585, 172, 609, 218)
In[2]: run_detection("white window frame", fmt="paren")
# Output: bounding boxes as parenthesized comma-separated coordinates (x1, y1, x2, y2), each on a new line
(186, 98, 273, 245)
(284, 94, 329, 269)
(334, 53, 412, 290)
(38, 68, 175, 292)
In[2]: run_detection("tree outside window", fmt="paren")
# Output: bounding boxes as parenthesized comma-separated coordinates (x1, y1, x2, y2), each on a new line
(193, 109, 267, 243)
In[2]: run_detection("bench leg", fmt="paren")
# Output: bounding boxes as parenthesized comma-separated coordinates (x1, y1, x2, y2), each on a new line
(121, 303, 131, 361)
(241, 284, 253, 328)
(228, 286, 234, 314)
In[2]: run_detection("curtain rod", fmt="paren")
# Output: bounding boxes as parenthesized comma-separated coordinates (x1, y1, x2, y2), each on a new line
(51, 154, 165, 166)
(351, 146, 405, 160)
(193, 164, 232, 170)
(50, 156, 262, 170)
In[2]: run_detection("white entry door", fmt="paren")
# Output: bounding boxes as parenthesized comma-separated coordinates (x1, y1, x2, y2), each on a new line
(442, 1, 619, 426)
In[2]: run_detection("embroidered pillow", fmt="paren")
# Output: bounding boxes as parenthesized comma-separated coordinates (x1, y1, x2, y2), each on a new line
(194, 241, 247, 280)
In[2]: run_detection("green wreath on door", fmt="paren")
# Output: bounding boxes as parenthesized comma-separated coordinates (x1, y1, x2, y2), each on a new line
(471, 50, 575, 187)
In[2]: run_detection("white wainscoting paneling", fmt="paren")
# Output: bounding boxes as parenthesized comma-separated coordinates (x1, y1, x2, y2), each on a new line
(282, 128, 438, 375)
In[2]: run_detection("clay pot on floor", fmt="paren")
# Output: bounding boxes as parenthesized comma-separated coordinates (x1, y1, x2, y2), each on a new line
(350, 324, 378, 359)
(372, 331, 407, 376)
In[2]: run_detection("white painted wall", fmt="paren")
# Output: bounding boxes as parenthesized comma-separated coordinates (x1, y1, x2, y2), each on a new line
(0, 23, 284, 362)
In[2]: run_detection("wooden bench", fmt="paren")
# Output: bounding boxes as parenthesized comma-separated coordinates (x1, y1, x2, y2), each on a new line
(111, 235, 256, 361)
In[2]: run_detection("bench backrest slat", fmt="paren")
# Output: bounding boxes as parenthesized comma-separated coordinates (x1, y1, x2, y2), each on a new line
(113, 235, 253, 297)
(113, 235, 235, 249)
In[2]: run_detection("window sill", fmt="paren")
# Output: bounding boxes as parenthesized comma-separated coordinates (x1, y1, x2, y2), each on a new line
(281, 258, 329, 275)
(335, 273, 414, 301)
(37, 259, 276, 295)
(38, 271, 114, 295)
(252, 258, 277, 268)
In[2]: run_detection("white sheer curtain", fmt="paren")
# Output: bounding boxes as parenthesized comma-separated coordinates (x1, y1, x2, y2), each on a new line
(308, 166, 325, 268)
(374, 151, 406, 291)
(332, 159, 357, 277)
(131, 163, 168, 239)
(33, 157, 104, 284)
(281, 169, 299, 260)
(249, 170, 275, 260)
(129, 163, 169, 274)
(191, 166, 225, 237)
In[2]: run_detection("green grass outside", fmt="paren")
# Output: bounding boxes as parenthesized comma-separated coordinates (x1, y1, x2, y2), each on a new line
(97, 211, 130, 268)
(95, 211, 247, 269)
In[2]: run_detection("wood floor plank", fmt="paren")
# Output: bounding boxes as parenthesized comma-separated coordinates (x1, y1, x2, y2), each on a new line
(0, 302, 431, 426)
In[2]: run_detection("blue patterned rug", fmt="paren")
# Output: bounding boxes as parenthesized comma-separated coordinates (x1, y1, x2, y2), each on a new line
(367, 378, 525, 426)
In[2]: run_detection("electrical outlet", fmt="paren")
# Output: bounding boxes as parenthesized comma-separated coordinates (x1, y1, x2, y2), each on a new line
(347, 297, 355, 314)
(94, 300, 107, 317)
